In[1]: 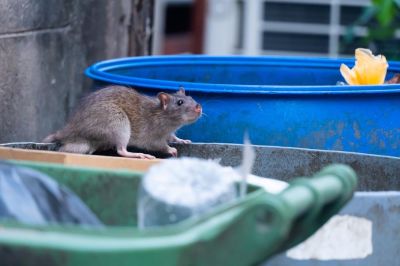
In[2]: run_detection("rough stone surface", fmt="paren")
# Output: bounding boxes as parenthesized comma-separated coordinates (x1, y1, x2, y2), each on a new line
(0, 0, 144, 142)
(0, 31, 73, 141)
(0, 0, 72, 34)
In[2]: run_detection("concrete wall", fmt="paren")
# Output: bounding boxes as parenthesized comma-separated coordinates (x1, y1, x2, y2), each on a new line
(0, 0, 149, 142)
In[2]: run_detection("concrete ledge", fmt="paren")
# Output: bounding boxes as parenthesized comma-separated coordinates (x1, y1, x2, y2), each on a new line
(175, 143, 400, 191)
(2, 142, 399, 191)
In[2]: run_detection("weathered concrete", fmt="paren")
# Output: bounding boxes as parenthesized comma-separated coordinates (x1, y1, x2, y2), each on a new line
(0, 30, 73, 142)
(0, 0, 72, 34)
(0, 0, 152, 142)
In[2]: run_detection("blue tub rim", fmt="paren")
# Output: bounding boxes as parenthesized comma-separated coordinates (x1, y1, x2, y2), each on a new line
(85, 55, 400, 95)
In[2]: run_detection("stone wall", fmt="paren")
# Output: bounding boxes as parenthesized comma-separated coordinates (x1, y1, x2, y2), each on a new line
(0, 0, 151, 142)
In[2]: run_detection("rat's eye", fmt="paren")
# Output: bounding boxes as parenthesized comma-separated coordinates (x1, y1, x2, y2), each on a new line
(177, 100, 184, 106)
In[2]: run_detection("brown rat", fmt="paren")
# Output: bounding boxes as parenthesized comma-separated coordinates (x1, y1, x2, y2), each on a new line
(386, 74, 400, 84)
(43, 85, 202, 159)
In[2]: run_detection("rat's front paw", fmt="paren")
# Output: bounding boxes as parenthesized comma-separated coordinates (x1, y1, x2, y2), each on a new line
(169, 135, 192, 144)
(167, 147, 178, 157)
(174, 137, 192, 144)
(176, 138, 191, 144)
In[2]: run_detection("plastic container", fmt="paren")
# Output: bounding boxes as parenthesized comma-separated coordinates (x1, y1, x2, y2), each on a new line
(0, 159, 355, 266)
(85, 55, 400, 157)
(3, 142, 399, 265)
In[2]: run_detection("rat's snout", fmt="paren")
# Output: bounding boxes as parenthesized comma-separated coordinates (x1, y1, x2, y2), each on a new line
(195, 103, 202, 114)
(185, 103, 202, 123)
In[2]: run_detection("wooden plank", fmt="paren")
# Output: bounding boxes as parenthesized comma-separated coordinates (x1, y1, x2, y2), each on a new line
(0, 147, 161, 172)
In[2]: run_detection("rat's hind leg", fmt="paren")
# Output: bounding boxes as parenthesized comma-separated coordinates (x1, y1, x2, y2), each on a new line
(59, 141, 95, 154)
(111, 119, 156, 159)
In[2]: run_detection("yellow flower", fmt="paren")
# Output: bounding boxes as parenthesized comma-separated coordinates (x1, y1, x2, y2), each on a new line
(340, 48, 388, 85)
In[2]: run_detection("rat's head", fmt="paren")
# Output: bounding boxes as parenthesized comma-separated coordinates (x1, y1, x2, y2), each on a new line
(157, 87, 202, 125)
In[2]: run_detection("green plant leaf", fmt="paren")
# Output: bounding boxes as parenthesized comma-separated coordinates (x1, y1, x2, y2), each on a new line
(369, 26, 396, 40)
(376, 0, 396, 26)
(343, 0, 399, 59)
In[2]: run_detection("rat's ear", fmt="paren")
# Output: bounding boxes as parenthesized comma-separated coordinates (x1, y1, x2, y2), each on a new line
(157, 92, 170, 110)
(177, 86, 185, 96)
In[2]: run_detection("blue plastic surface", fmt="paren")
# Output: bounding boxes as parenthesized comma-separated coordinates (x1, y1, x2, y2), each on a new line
(85, 55, 400, 157)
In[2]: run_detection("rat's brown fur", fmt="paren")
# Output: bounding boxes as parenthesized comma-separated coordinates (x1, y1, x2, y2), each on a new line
(43, 86, 202, 159)
(386, 74, 400, 84)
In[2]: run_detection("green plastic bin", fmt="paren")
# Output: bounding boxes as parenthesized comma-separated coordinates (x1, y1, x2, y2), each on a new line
(0, 160, 356, 266)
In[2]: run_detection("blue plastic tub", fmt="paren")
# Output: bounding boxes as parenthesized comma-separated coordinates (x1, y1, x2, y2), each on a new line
(85, 56, 400, 157)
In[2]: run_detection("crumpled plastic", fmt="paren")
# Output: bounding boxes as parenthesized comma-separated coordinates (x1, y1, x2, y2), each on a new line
(0, 161, 102, 226)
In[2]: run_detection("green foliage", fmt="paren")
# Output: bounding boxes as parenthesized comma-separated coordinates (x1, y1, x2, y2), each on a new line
(343, 0, 400, 59)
